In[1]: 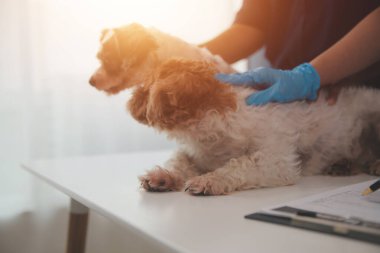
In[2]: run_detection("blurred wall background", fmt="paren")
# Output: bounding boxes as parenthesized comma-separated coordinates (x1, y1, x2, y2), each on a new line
(0, 0, 248, 252)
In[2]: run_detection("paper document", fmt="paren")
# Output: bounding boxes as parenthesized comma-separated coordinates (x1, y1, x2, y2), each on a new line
(283, 179, 380, 223)
(245, 179, 380, 245)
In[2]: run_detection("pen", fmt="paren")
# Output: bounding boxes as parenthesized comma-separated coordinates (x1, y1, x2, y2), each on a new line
(296, 210, 380, 229)
(296, 210, 346, 223)
(275, 206, 380, 229)
(361, 179, 380, 196)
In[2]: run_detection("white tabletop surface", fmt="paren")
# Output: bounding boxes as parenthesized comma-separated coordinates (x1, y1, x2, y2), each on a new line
(22, 150, 380, 253)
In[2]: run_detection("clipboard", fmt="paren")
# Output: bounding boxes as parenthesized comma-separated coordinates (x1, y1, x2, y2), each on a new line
(245, 180, 380, 245)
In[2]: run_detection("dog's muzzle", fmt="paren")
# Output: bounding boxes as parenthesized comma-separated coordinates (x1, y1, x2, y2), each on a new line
(89, 75, 97, 86)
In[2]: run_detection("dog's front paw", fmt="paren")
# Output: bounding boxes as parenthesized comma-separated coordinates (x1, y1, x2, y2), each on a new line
(139, 166, 183, 192)
(185, 175, 231, 196)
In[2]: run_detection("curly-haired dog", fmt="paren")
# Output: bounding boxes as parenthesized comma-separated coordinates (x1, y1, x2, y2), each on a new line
(90, 24, 380, 195)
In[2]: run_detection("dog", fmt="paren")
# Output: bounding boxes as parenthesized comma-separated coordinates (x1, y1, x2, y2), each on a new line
(90, 23, 380, 195)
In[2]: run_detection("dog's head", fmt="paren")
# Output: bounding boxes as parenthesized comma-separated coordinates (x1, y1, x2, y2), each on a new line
(89, 23, 159, 94)
(128, 59, 237, 131)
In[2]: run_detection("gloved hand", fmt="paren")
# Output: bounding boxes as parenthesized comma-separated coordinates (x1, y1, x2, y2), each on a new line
(215, 63, 320, 106)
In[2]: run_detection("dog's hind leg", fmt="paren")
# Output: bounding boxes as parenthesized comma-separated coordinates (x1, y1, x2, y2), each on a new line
(367, 160, 380, 176)
(322, 159, 363, 176)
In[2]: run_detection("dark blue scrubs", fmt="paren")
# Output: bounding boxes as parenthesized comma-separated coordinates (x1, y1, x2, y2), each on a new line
(234, 0, 380, 86)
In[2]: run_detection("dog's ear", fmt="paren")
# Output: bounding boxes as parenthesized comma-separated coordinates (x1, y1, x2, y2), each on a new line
(146, 59, 237, 130)
(127, 83, 151, 125)
(114, 23, 158, 66)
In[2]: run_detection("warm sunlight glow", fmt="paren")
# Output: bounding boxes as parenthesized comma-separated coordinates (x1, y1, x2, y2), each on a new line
(31, 0, 241, 75)
(48, 0, 240, 42)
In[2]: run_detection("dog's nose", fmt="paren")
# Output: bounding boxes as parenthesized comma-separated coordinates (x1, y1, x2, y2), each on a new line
(89, 76, 97, 86)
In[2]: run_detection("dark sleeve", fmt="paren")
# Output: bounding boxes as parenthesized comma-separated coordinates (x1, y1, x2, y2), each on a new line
(233, 0, 270, 32)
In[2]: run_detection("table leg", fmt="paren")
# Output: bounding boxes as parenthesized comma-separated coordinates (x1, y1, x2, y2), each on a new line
(66, 198, 89, 253)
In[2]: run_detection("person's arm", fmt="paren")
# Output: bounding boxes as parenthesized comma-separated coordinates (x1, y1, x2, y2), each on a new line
(311, 7, 380, 86)
(200, 24, 265, 64)
(216, 7, 380, 106)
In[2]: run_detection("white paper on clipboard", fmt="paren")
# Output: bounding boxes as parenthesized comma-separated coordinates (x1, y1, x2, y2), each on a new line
(282, 179, 380, 223)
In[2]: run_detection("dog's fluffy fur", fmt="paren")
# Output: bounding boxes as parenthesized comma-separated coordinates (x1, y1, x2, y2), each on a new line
(90, 23, 380, 195)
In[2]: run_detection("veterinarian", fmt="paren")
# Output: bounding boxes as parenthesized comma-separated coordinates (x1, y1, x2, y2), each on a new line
(203, 0, 380, 106)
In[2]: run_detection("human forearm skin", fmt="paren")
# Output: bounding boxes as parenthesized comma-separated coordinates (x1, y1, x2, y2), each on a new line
(311, 7, 380, 86)
(200, 24, 265, 64)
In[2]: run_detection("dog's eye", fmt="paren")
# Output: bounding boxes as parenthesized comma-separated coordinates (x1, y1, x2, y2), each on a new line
(101, 57, 121, 74)
(97, 44, 122, 74)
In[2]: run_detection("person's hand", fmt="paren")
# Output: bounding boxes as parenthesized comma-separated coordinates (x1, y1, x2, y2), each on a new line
(215, 63, 320, 106)
(325, 85, 341, 105)
(324, 81, 358, 105)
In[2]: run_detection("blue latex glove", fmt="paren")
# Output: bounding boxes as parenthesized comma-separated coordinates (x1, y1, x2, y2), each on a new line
(215, 63, 320, 106)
